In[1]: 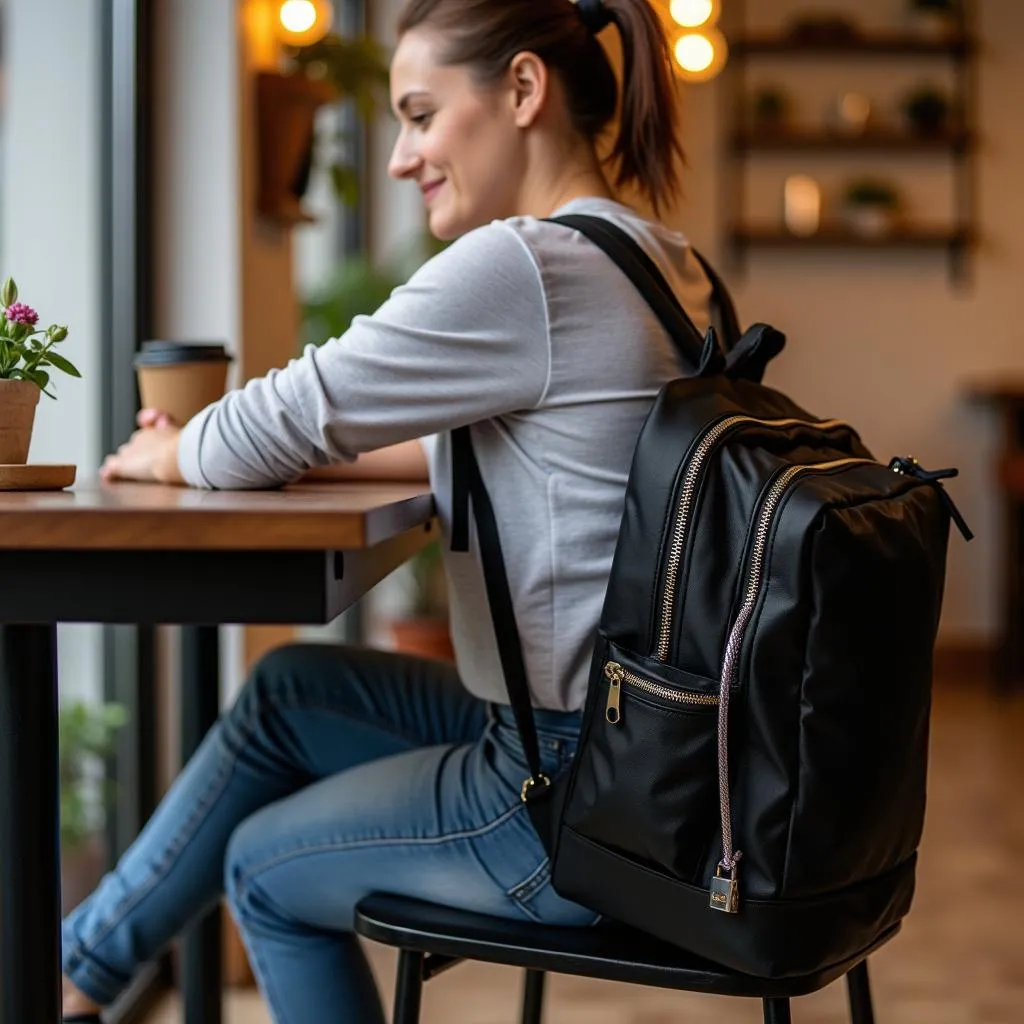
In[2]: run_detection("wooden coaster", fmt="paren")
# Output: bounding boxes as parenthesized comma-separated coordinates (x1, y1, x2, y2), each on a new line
(0, 464, 77, 491)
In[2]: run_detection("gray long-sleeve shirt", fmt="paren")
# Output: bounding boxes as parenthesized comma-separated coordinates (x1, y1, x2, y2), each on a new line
(178, 197, 712, 710)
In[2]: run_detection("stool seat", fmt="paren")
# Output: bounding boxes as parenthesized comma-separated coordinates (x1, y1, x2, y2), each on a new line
(355, 892, 897, 1001)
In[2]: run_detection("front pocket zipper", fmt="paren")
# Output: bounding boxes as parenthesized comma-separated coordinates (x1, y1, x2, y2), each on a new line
(655, 415, 854, 662)
(604, 661, 718, 725)
(710, 455, 875, 912)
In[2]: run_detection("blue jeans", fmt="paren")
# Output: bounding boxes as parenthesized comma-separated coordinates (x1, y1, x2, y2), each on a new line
(62, 643, 595, 1023)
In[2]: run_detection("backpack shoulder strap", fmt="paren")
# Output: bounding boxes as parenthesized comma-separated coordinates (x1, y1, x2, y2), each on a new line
(549, 213, 742, 353)
(450, 425, 549, 801)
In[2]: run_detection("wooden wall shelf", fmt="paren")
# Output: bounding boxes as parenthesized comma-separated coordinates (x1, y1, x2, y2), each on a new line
(730, 226, 973, 249)
(722, 3, 979, 286)
(731, 128, 972, 153)
(731, 33, 974, 57)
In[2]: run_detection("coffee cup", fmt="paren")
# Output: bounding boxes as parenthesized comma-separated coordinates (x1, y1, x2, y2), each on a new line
(133, 341, 233, 426)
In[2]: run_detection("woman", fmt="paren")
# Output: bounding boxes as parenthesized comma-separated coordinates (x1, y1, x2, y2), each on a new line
(63, 0, 712, 1020)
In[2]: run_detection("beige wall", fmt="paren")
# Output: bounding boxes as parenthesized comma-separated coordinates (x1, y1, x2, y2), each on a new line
(668, 0, 1024, 644)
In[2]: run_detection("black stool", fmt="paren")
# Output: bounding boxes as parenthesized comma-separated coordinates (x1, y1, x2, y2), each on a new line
(355, 893, 891, 1024)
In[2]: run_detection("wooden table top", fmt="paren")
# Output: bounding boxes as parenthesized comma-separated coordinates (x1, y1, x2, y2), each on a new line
(0, 480, 435, 551)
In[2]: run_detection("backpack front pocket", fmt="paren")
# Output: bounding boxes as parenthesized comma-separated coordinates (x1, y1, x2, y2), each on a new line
(563, 642, 721, 885)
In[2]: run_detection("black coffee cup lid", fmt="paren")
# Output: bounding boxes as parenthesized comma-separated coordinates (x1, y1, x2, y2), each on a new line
(134, 340, 233, 368)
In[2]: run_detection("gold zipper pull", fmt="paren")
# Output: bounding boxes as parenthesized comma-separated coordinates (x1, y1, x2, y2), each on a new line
(604, 661, 624, 724)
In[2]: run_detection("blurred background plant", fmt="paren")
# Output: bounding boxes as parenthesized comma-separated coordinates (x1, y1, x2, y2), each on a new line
(286, 32, 390, 207)
(59, 699, 129, 911)
(60, 699, 129, 851)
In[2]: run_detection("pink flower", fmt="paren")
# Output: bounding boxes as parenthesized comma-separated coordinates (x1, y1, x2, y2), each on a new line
(5, 302, 39, 327)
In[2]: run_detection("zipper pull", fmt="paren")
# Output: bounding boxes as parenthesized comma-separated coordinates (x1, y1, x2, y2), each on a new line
(889, 456, 974, 542)
(604, 662, 624, 725)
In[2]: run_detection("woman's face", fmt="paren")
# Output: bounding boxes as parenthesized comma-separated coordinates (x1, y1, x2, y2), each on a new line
(388, 29, 527, 240)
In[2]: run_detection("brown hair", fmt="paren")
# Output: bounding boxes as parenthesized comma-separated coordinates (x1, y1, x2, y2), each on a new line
(396, 0, 684, 213)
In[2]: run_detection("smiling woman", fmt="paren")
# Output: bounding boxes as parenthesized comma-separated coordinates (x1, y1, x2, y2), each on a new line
(66, 2, 713, 1022)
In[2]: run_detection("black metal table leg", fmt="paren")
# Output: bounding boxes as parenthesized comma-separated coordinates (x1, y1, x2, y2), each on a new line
(180, 626, 223, 1024)
(0, 624, 61, 1024)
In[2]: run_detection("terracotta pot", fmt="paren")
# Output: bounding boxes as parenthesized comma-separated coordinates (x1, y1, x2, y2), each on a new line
(255, 71, 338, 225)
(0, 378, 40, 464)
(61, 833, 107, 914)
(390, 618, 456, 662)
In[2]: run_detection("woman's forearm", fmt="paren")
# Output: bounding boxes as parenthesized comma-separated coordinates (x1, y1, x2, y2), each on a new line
(301, 440, 428, 483)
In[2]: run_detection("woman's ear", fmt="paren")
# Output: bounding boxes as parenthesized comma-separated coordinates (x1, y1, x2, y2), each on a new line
(507, 51, 548, 128)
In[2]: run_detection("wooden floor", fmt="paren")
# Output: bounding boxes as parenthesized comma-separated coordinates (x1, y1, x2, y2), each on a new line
(149, 678, 1024, 1023)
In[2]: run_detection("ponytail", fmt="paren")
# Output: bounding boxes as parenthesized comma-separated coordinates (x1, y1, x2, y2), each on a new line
(397, 0, 685, 213)
(602, 0, 685, 212)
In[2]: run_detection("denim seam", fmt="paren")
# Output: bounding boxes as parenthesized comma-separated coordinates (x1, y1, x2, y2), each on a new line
(62, 955, 132, 1005)
(235, 800, 525, 886)
(507, 858, 550, 903)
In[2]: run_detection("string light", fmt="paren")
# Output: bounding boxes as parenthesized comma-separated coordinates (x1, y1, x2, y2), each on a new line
(673, 27, 729, 82)
(669, 0, 720, 29)
(277, 0, 333, 47)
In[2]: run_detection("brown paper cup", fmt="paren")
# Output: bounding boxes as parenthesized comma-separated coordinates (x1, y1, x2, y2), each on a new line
(134, 342, 232, 426)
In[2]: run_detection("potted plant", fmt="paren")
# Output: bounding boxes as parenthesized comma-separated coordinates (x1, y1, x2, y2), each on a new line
(907, 0, 960, 38)
(843, 179, 902, 238)
(257, 33, 390, 223)
(903, 85, 952, 135)
(59, 700, 128, 912)
(0, 278, 79, 464)
(751, 87, 790, 134)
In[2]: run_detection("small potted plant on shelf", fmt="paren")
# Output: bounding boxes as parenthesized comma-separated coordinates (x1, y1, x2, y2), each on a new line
(843, 179, 902, 238)
(786, 14, 860, 44)
(903, 85, 952, 135)
(59, 700, 128, 912)
(907, 0, 960, 39)
(0, 277, 79, 465)
(751, 87, 790, 134)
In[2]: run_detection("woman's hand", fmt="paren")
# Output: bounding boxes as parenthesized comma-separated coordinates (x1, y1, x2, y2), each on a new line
(100, 409, 186, 485)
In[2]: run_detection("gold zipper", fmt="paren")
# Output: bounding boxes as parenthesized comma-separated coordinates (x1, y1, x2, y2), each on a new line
(604, 661, 719, 725)
(655, 415, 852, 663)
(710, 455, 875, 913)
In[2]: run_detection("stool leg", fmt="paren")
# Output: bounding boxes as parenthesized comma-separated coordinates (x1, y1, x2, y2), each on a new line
(846, 961, 876, 1024)
(763, 998, 792, 1024)
(393, 950, 425, 1024)
(521, 969, 546, 1024)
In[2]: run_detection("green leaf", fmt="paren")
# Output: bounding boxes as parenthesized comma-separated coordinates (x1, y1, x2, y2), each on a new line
(329, 163, 361, 207)
(43, 350, 81, 377)
(25, 368, 49, 391)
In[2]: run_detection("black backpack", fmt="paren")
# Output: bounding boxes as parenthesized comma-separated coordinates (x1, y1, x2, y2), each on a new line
(450, 213, 972, 979)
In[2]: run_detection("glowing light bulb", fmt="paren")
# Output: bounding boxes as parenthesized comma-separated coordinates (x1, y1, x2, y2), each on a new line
(673, 28, 728, 82)
(669, 0, 718, 29)
(280, 0, 317, 33)
(277, 0, 332, 47)
(675, 33, 714, 72)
